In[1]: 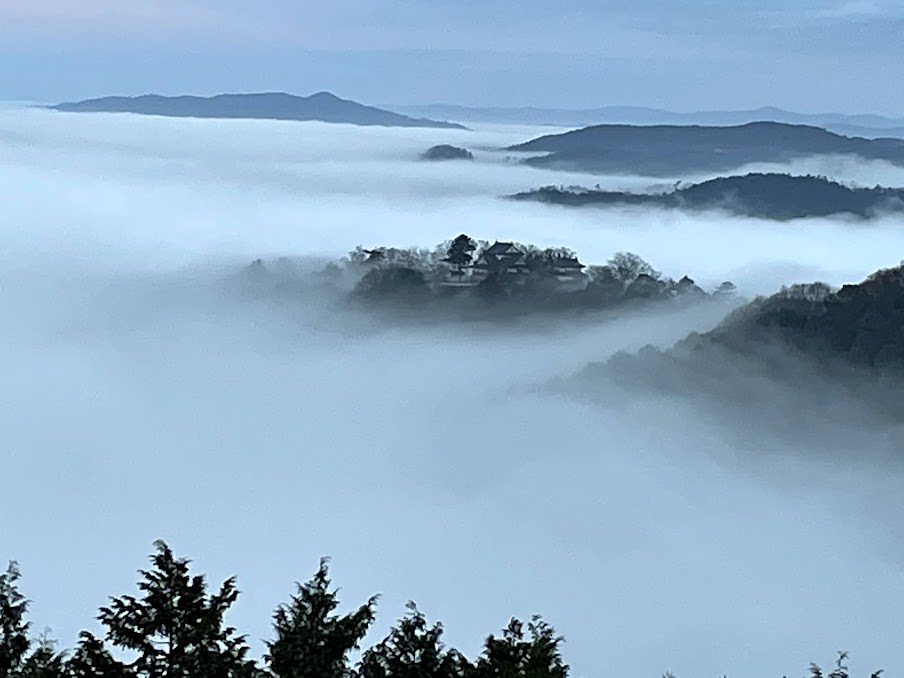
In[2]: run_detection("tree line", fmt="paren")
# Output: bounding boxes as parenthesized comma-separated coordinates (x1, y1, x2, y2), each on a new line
(246, 234, 737, 310)
(508, 173, 904, 221)
(1, 542, 879, 678)
(1, 541, 567, 678)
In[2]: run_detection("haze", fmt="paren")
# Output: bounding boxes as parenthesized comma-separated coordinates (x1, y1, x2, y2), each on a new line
(2, 106, 903, 677)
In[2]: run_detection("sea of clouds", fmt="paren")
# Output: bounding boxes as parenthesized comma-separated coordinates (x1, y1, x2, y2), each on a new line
(1, 106, 902, 678)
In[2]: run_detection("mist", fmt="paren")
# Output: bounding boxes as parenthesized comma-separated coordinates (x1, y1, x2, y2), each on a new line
(1, 106, 903, 678)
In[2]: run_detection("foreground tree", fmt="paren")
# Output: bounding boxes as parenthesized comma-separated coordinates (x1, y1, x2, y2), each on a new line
(809, 651, 883, 678)
(0, 562, 31, 678)
(66, 632, 132, 678)
(265, 558, 377, 678)
(98, 540, 256, 678)
(18, 633, 66, 678)
(356, 603, 472, 678)
(0, 547, 885, 678)
(474, 617, 568, 678)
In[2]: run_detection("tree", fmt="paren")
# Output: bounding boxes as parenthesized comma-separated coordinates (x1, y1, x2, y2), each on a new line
(779, 282, 834, 302)
(66, 632, 131, 678)
(356, 603, 471, 678)
(474, 617, 568, 678)
(0, 561, 30, 678)
(18, 633, 66, 678)
(442, 235, 477, 276)
(580, 265, 626, 307)
(98, 541, 256, 678)
(606, 253, 659, 286)
(809, 651, 883, 678)
(265, 558, 377, 678)
(541, 247, 577, 262)
(363, 249, 386, 265)
(352, 265, 431, 303)
(624, 273, 668, 300)
(345, 247, 370, 266)
(521, 247, 581, 281)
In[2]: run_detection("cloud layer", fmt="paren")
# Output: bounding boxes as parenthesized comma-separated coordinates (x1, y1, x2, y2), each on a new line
(1, 107, 903, 678)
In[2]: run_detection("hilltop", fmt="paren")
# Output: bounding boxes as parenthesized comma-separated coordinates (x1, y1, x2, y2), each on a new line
(238, 235, 737, 324)
(420, 144, 475, 161)
(49, 91, 467, 129)
(510, 173, 904, 220)
(506, 121, 904, 176)
(566, 263, 904, 431)
(695, 265, 904, 371)
(389, 102, 904, 137)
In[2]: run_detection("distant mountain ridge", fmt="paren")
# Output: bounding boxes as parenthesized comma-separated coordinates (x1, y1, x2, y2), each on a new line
(50, 92, 467, 129)
(506, 121, 904, 176)
(510, 173, 904, 220)
(389, 103, 904, 137)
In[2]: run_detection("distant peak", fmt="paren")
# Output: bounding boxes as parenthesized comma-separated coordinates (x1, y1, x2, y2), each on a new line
(308, 91, 342, 101)
(220, 92, 292, 98)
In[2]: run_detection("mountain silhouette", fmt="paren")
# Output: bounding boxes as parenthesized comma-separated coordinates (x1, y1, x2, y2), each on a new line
(50, 92, 467, 129)
(507, 121, 904, 175)
(510, 173, 904, 220)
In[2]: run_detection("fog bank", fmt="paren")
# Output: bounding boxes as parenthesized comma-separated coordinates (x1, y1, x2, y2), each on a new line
(1, 107, 902, 678)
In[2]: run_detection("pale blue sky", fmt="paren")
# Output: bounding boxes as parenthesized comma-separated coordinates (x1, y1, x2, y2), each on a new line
(2, 0, 904, 113)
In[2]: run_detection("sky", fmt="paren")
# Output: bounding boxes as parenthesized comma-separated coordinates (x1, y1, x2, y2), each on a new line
(2, 0, 904, 113)
(2, 106, 904, 678)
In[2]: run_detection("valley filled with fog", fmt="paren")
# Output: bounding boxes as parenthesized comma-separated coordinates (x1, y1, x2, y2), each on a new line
(2, 107, 903, 678)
